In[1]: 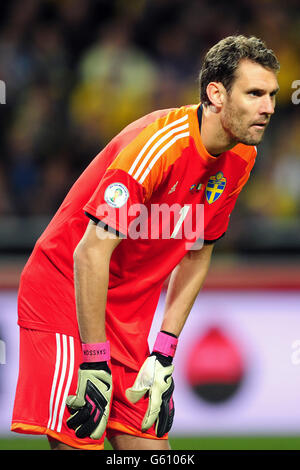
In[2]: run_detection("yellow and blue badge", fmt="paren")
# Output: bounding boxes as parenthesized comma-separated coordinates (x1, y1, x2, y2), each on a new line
(205, 171, 226, 204)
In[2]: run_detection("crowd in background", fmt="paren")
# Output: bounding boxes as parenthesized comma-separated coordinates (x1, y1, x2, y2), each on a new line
(0, 0, 299, 254)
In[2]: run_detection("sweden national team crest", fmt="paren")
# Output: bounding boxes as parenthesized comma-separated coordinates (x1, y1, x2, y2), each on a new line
(205, 172, 226, 204)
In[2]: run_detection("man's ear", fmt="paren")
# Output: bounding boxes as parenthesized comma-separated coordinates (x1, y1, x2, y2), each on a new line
(206, 82, 226, 110)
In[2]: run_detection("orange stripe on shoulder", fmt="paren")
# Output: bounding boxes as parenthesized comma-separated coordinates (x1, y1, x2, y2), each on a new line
(229, 145, 257, 196)
(233, 143, 257, 163)
(108, 107, 191, 197)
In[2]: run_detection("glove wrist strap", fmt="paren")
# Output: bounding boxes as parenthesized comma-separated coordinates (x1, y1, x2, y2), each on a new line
(82, 341, 110, 362)
(153, 331, 178, 357)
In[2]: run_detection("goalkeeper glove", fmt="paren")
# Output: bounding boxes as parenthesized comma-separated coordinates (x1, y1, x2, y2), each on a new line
(125, 331, 178, 437)
(66, 341, 112, 440)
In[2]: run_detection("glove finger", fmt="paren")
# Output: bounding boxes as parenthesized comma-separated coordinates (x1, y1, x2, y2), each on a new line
(67, 399, 106, 439)
(66, 406, 90, 431)
(90, 418, 108, 440)
(142, 391, 160, 432)
(67, 406, 77, 416)
(126, 356, 157, 404)
(125, 386, 149, 404)
(75, 386, 109, 440)
(74, 412, 100, 439)
(66, 393, 85, 410)
(141, 371, 174, 432)
(155, 378, 175, 437)
(67, 380, 109, 434)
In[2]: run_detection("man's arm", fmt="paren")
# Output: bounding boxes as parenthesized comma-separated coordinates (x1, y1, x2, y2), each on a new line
(66, 220, 122, 440)
(73, 220, 122, 343)
(126, 243, 214, 437)
(161, 243, 214, 337)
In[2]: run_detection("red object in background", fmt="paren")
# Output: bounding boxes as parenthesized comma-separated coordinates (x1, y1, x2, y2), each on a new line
(186, 326, 245, 403)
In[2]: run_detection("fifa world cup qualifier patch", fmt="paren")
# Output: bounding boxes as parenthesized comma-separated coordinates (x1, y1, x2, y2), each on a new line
(104, 182, 129, 208)
(205, 172, 226, 204)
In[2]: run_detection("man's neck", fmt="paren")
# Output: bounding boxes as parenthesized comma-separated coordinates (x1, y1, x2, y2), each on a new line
(199, 104, 236, 156)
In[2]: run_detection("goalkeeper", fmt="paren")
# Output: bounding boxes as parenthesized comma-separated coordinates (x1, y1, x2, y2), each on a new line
(64, 222, 213, 451)
(11, 35, 279, 450)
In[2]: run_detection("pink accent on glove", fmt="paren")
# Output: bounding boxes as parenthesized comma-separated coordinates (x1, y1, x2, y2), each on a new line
(82, 341, 110, 362)
(86, 395, 100, 423)
(153, 332, 178, 357)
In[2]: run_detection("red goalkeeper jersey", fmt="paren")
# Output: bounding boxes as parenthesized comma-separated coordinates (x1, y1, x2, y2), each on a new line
(18, 104, 256, 370)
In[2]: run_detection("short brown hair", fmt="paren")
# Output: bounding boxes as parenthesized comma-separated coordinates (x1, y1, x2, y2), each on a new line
(199, 35, 280, 105)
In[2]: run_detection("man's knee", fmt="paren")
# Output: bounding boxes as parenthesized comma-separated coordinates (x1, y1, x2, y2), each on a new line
(47, 436, 79, 450)
(109, 433, 171, 450)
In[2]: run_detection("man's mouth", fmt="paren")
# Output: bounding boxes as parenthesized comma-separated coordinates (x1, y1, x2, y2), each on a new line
(252, 122, 268, 129)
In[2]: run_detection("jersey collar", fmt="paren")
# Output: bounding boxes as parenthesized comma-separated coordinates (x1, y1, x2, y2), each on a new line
(188, 103, 222, 164)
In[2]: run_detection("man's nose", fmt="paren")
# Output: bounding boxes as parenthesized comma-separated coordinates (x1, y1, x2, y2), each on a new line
(261, 95, 275, 115)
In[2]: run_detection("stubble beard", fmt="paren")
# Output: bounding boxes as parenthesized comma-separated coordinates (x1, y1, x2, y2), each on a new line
(222, 103, 266, 147)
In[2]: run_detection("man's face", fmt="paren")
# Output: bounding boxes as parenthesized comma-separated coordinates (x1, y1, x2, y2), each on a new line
(220, 59, 279, 146)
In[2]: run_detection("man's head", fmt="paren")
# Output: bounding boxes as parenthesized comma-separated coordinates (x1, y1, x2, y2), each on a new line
(199, 35, 280, 146)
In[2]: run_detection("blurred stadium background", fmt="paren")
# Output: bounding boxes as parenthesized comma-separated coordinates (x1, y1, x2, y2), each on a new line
(0, 0, 300, 450)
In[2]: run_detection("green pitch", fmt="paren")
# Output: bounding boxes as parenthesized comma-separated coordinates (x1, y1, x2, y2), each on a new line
(1, 435, 300, 450)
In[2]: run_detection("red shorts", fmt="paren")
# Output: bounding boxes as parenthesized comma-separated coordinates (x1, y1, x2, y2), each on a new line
(11, 328, 167, 450)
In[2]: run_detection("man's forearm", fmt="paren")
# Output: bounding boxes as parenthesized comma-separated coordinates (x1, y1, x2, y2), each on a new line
(73, 246, 109, 344)
(161, 244, 214, 337)
(73, 221, 122, 345)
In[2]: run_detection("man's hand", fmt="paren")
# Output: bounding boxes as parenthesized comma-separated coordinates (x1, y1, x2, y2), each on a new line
(126, 331, 177, 437)
(66, 362, 112, 439)
(66, 341, 112, 440)
(126, 354, 175, 437)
